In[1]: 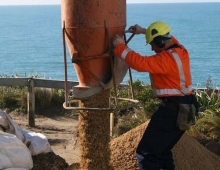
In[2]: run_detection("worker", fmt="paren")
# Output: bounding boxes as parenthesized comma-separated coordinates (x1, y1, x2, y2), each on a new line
(112, 21, 197, 170)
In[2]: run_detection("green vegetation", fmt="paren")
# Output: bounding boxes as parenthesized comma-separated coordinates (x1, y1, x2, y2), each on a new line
(0, 85, 71, 118)
(0, 86, 24, 109)
(0, 78, 220, 143)
(192, 89, 220, 141)
(113, 79, 220, 145)
(111, 80, 161, 136)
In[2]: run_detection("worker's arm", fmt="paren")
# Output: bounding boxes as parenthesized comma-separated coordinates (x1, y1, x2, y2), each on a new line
(114, 44, 173, 74)
(127, 24, 146, 34)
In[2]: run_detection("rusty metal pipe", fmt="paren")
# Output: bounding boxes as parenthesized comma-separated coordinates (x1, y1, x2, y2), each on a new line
(62, 21, 69, 107)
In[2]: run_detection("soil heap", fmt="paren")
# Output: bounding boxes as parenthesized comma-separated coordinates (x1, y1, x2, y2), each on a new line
(31, 120, 220, 170)
(110, 121, 220, 170)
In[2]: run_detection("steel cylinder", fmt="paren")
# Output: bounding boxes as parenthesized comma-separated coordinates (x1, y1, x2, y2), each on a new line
(61, 0, 126, 88)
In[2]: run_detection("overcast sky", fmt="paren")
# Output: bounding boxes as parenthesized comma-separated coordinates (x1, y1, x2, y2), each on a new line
(0, 0, 219, 5)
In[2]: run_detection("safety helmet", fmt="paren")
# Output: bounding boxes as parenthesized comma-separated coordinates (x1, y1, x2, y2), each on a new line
(145, 21, 171, 45)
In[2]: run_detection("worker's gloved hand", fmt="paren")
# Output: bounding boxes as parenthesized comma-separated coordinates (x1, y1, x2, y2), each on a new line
(112, 34, 125, 47)
(128, 24, 146, 34)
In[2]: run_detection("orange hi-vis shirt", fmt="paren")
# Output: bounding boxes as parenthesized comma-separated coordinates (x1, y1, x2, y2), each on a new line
(114, 36, 192, 97)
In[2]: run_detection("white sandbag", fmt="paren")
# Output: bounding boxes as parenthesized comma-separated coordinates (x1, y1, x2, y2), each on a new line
(0, 111, 9, 130)
(0, 109, 52, 155)
(0, 131, 33, 170)
(0, 110, 25, 143)
(21, 129, 52, 155)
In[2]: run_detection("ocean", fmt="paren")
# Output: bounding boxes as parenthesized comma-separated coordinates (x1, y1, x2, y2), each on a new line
(0, 3, 220, 88)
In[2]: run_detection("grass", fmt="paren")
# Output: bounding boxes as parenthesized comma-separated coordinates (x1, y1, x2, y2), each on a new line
(1, 77, 220, 142)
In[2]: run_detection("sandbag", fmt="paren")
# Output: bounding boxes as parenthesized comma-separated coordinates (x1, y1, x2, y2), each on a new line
(0, 110, 25, 143)
(0, 109, 52, 155)
(21, 129, 52, 155)
(0, 131, 33, 170)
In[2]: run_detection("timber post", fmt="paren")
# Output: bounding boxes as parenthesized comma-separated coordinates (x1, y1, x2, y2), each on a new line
(27, 78, 35, 127)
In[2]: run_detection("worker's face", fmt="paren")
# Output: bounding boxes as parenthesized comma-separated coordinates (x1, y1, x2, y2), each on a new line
(150, 42, 162, 53)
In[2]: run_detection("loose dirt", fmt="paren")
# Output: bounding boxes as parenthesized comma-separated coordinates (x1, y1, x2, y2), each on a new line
(110, 121, 220, 170)
(8, 112, 220, 170)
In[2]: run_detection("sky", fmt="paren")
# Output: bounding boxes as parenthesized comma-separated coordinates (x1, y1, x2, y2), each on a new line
(0, 0, 219, 5)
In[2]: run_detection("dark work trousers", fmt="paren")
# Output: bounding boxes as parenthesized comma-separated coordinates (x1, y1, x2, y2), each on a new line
(136, 104, 185, 170)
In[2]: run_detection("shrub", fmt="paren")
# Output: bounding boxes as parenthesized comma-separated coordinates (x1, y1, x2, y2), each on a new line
(111, 80, 160, 136)
(35, 88, 53, 109)
(0, 86, 21, 109)
(193, 83, 220, 141)
(51, 89, 65, 105)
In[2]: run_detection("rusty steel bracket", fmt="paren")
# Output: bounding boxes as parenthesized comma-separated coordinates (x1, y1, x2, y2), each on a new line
(76, 62, 107, 88)
(62, 21, 69, 108)
(124, 32, 136, 99)
(71, 52, 109, 63)
(62, 19, 138, 110)
(63, 97, 139, 111)
(63, 27, 108, 90)
(104, 20, 119, 106)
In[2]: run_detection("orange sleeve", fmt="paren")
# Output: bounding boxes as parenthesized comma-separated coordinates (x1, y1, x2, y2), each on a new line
(113, 44, 128, 58)
(171, 35, 182, 45)
(171, 36, 186, 49)
(114, 44, 174, 74)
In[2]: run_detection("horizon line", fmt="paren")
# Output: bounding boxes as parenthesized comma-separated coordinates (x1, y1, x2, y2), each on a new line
(0, 1, 220, 6)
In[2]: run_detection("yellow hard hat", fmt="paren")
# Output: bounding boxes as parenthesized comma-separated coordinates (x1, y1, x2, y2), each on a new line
(145, 21, 171, 44)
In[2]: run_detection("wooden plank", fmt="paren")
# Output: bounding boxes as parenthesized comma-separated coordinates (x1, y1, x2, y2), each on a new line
(34, 79, 78, 89)
(0, 78, 28, 86)
(0, 78, 79, 89)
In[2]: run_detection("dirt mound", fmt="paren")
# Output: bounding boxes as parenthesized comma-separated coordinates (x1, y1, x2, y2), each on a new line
(110, 121, 220, 170)
(32, 152, 68, 170)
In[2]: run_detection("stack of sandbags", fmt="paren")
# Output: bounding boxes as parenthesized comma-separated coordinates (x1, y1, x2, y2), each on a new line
(0, 110, 33, 170)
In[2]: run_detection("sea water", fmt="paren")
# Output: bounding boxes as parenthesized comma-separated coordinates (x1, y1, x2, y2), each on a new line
(0, 3, 220, 88)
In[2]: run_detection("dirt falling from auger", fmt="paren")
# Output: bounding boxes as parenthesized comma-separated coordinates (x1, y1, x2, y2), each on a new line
(78, 89, 113, 170)
(61, 0, 127, 169)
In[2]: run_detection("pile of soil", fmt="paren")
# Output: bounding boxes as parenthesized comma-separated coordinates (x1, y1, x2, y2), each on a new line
(10, 111, 220, 170)
(110, 121, 220, 170)
(32, 152, 68, 170)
